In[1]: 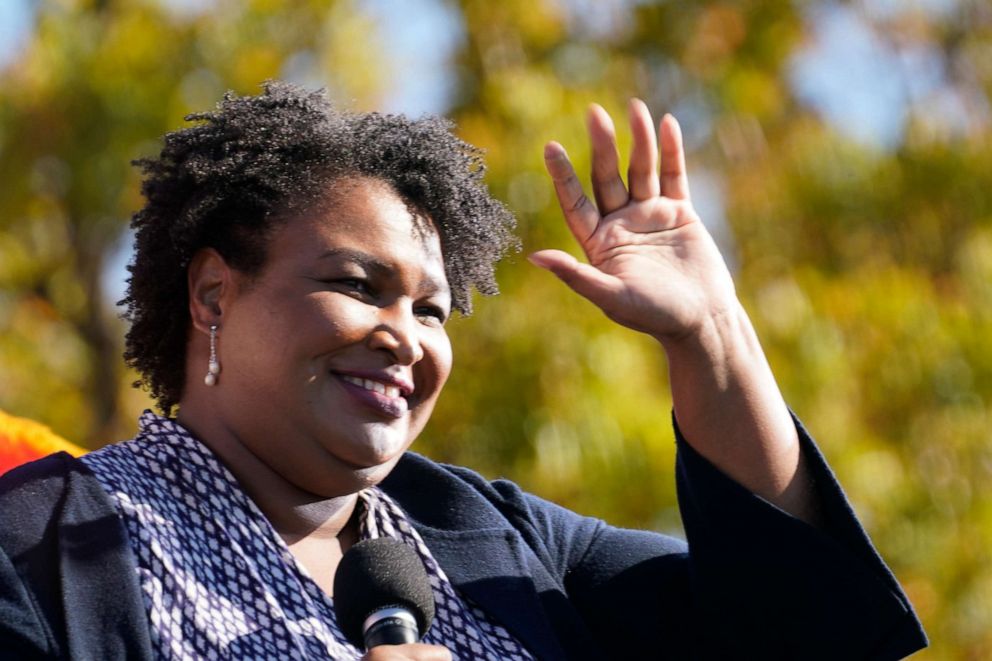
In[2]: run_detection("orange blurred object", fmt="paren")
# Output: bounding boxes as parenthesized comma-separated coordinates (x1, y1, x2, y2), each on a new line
(0, 409, 84, 475)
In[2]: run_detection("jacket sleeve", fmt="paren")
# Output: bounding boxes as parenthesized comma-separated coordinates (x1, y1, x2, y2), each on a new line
(544, 414, 927, 660)
(673, 413, 926, 659)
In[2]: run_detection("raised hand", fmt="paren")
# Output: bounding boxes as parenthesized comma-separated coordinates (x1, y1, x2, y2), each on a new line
(535, 100, 817, 523)
(531, 100, 737, 346)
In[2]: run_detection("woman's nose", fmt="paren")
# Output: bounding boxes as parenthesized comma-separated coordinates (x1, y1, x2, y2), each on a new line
(367, 305, 425, 365)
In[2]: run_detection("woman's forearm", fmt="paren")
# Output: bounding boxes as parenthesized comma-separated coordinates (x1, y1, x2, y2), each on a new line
(661, 301, 819, 524)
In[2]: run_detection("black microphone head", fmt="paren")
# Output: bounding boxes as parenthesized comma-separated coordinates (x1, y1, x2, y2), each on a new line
(333, 537, 435, 648)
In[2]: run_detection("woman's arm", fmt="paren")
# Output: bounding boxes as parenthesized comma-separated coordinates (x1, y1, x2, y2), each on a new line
(531, 100, 816, 523)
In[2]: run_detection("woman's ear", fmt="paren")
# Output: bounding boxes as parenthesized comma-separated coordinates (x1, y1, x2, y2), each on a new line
(188, 248, 232, 333)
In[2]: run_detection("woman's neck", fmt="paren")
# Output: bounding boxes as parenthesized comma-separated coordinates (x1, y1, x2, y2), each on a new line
(175, 406, 359, 545)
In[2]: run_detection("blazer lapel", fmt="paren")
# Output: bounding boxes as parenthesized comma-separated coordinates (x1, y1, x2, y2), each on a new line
(416, 526, 570, 661)
(382, 453, 572, 660)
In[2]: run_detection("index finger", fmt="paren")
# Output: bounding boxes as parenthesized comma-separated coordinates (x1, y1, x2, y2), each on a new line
(544, 141, 600, 244)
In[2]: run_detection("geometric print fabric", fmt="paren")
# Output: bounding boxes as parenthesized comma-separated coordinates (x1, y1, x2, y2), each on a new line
(361, 488, 533, 660)
(80, 411, 533, 660)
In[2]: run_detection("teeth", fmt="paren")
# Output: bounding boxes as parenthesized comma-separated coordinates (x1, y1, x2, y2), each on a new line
(341, 375, 403, 399)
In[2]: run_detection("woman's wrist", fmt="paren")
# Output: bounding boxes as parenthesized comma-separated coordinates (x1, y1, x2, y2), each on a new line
(655, 299, 758, 379)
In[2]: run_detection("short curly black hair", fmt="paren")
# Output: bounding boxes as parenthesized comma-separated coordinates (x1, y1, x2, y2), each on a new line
(123, 81, 518, 414)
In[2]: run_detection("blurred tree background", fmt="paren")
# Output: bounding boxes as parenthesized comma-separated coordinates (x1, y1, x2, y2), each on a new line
(0, 0, 989, 657)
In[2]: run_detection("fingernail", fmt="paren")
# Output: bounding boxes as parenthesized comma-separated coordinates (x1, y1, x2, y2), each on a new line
(544, 142, 567, 160)
(527, 253, 550, 267)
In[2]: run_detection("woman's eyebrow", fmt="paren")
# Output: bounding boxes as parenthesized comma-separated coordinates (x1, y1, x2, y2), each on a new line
(316, 248, 391, 277)
(420, 278, 452, 301)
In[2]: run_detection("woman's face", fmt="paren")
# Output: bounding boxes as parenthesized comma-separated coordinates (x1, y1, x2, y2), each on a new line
(211, 177, 453, 496)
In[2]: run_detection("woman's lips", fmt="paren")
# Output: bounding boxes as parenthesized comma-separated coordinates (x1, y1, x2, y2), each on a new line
(336, 374, 410, 418)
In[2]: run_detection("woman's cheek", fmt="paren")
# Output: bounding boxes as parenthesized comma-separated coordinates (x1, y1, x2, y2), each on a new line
(425, 330, 454, 393)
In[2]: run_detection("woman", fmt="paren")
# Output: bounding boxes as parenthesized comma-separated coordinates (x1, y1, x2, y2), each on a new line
(0, 83, 925, 660)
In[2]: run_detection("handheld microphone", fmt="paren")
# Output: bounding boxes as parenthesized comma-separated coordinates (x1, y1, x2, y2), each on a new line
(333, 537, 435, 650)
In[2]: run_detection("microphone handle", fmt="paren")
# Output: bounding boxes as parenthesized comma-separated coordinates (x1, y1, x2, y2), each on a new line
(363, 607, 421, 648)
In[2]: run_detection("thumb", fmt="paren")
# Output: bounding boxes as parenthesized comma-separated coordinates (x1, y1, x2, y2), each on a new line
(529, 250, 623, 307)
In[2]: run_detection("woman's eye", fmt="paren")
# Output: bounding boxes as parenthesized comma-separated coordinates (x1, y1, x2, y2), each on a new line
(416, 305, 448, 324)
(325, 278, 372, 296)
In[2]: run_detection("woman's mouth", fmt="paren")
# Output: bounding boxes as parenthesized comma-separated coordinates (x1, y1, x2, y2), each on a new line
(340, 375, 403, 399)
(336, 374, 410, 418)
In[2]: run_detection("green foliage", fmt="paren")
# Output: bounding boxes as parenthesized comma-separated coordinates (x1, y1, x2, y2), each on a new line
(1, 0, 989, 657)
(0, 0, 383, 444)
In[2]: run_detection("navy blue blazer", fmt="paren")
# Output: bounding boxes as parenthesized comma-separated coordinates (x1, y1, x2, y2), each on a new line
(0, 417, 926, 660)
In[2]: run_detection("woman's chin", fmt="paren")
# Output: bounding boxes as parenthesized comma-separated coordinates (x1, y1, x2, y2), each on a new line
(305, 425, 415, 493)
(335, 434, 410, 471)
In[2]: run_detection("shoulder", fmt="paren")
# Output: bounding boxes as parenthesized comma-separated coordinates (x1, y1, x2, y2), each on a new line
(383, 452, 686, 575)
(0, 453, 123, 657)
(0, 451, 154, 660)
(383, 451, 589, 534)
(0, 453, 85, 534)
(0, 450, 80, 488)
(0, 450, 122, 555)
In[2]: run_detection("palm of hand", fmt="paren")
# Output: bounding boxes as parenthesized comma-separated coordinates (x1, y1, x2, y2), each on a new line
(533, 101, 736, 343)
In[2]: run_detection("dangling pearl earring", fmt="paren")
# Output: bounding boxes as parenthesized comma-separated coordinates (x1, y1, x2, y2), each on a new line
(204, 324, 220, 386)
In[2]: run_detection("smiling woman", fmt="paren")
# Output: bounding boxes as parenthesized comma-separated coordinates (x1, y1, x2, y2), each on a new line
(0, 82, 926, 660)
(178, 177, 454, 505)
